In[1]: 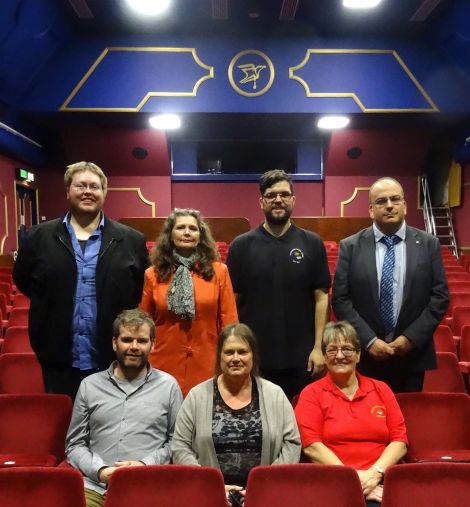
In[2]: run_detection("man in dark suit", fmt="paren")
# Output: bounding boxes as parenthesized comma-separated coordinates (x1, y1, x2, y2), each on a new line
(13, 162, 149, 399)
(332, 177, 449, 392)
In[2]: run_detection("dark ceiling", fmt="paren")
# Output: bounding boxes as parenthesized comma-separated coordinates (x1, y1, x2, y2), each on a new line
(63, 0, 447, 39)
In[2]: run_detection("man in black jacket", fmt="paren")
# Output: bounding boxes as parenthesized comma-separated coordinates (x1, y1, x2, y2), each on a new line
(13, 161, 148, 398)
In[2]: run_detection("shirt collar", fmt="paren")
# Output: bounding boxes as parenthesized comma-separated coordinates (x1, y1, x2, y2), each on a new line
(106, 361, 153, 383)
(373, 220, 406, 243)
(63, 212, 105, 231)
(322, 371, 375, 400)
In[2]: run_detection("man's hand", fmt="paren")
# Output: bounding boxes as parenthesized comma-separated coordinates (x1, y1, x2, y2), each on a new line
(98, 466, 117, 484)
(368, 339, 395, 360)
(307, 348, 326, 376)
(114, 460, 145, 467)
(389, 335, 414, 356)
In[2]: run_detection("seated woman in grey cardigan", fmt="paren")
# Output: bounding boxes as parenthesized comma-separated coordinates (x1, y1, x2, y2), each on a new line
(172, 323, 301, 503)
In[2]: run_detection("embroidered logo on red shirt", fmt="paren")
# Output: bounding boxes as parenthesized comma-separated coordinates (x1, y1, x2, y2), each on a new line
(371, 405, 386, 418)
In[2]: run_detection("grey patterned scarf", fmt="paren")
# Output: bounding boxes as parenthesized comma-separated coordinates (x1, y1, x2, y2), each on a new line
(167, 252, 197, 320)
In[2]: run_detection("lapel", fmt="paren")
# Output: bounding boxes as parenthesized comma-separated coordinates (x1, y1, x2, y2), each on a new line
(400, 225, 419, 314)
(360, 227, 380, 308)
(99, 216, 123, 260)
(54, 218, 74, 257)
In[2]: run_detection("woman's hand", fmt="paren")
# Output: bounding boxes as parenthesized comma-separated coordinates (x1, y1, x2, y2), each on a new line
(356, 468, 382, 496)
(366, 485, 383, 502)
(225, 485, 245, 506)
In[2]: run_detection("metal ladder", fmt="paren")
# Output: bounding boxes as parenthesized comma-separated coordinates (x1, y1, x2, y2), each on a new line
(420, 175, 458, 257)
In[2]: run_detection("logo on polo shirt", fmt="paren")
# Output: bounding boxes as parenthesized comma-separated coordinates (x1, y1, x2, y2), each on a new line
(289, 248, 304, 264)
(371, 405, 386, 418)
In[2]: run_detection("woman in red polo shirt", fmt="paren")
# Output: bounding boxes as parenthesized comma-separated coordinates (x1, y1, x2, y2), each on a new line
(295, 321, 408, 506)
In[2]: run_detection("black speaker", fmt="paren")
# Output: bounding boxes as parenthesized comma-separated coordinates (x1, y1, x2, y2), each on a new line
(132, 147, 148, 159)
(347, 147, 362, 159)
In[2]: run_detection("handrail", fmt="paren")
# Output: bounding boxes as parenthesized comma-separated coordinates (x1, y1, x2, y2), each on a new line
(420, 175, 436, 236)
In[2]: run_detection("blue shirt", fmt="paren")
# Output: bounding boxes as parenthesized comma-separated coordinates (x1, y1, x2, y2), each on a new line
(63, 213, 104, 370)
(367, 221, 407, 347)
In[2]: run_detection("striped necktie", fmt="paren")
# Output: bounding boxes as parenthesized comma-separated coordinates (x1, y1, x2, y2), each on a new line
(379, 235, 401, 336)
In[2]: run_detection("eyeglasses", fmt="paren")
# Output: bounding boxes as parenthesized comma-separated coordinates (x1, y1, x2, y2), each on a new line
(71, 183, 103, 193)
(373, 195, 403, 207)
(263, 191, 293, 202)
(325, 346, 358, 358)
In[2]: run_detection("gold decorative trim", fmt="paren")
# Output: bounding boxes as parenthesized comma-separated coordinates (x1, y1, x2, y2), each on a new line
(228, 49, 275, 97)
(60, 47, 214, 112)
(14, 182, 39, 251)
(0, 185, 8, 254)
(340, 187, 370, 217)
(107, 188, 156, 217)
(289, 49, 439, 112)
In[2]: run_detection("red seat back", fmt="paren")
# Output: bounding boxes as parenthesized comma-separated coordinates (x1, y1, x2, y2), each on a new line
(397, 393, 470, 460)
(244, 464, 366, 507)
(104, 465, 227, 507)
(0, 395, 72, 463)
(0, 467, 85, 507)
(382, 463, 470, 507)
(2, 327, 32, 354)
(0, 353, 45, 394)
(12, 293, 30, 309)
(6, 307, 29, 328)
(433, 325, 457, 355)
(446, 293, 470, 318)
(459, 325, 470, 362)
(451, 306, 470, 336)
(423, 352, 466, 393)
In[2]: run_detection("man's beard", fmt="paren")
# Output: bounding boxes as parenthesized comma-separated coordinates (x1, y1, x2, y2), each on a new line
(265, 207, 291, 226)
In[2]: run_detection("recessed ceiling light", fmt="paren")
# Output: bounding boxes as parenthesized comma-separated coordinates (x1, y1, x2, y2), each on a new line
(125, 0, 171, 16)
(343, 0, 382, 9)
(149, 114, 181, 130)
(317, 115, 350, 130)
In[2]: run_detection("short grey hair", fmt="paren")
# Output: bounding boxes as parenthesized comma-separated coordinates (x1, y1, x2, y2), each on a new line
(321, 321, 361, 354)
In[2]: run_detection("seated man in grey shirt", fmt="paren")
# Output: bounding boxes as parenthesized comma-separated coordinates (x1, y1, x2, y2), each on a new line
(66, 308, 183, 507)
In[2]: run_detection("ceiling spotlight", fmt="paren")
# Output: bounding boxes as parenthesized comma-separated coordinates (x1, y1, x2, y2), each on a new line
(125, 0, 171, 16)
(343, 0, 382, 8)
(149, 114, 181, 130)
(317, 115, 350, 130)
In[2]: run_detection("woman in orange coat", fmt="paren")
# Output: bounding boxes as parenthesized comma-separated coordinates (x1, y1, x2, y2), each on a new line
(140, 209, 238, 396)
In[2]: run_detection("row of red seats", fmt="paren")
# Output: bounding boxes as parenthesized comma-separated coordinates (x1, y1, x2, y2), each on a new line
(0, 391, 468, 470)
(1, 462, 469, 507)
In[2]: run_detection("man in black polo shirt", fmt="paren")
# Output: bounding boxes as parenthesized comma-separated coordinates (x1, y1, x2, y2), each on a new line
(227, 170, 330, 399)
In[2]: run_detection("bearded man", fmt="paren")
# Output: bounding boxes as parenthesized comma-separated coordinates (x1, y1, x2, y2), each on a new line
(227, 170, 330, 399)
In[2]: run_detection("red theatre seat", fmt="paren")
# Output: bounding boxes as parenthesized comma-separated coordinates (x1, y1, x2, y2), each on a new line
(445, 272, 470, 282)
(382, 463, 470, 507)
(397, 392, 470, 463)
(243, 464, 366, 507)
(12, 293, 30, 308)
(6, 307, 29, 328)
(451, 306, 470, 338)
(433, 325, 457, 355)
(0, 394, 72, 468)
(458, 325, 470, 377)
(0, 467, 86, 507)
(423, 352, 466, 393)
(445, 293, 470, 320)
(447, 280, 470, 293)
(104, 465, 227, 507)
(0, 353, 45, 394)
(1, 327, 32, 354)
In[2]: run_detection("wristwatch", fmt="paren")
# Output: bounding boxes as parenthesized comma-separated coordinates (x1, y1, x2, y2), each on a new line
(373, 464, 384, 476)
